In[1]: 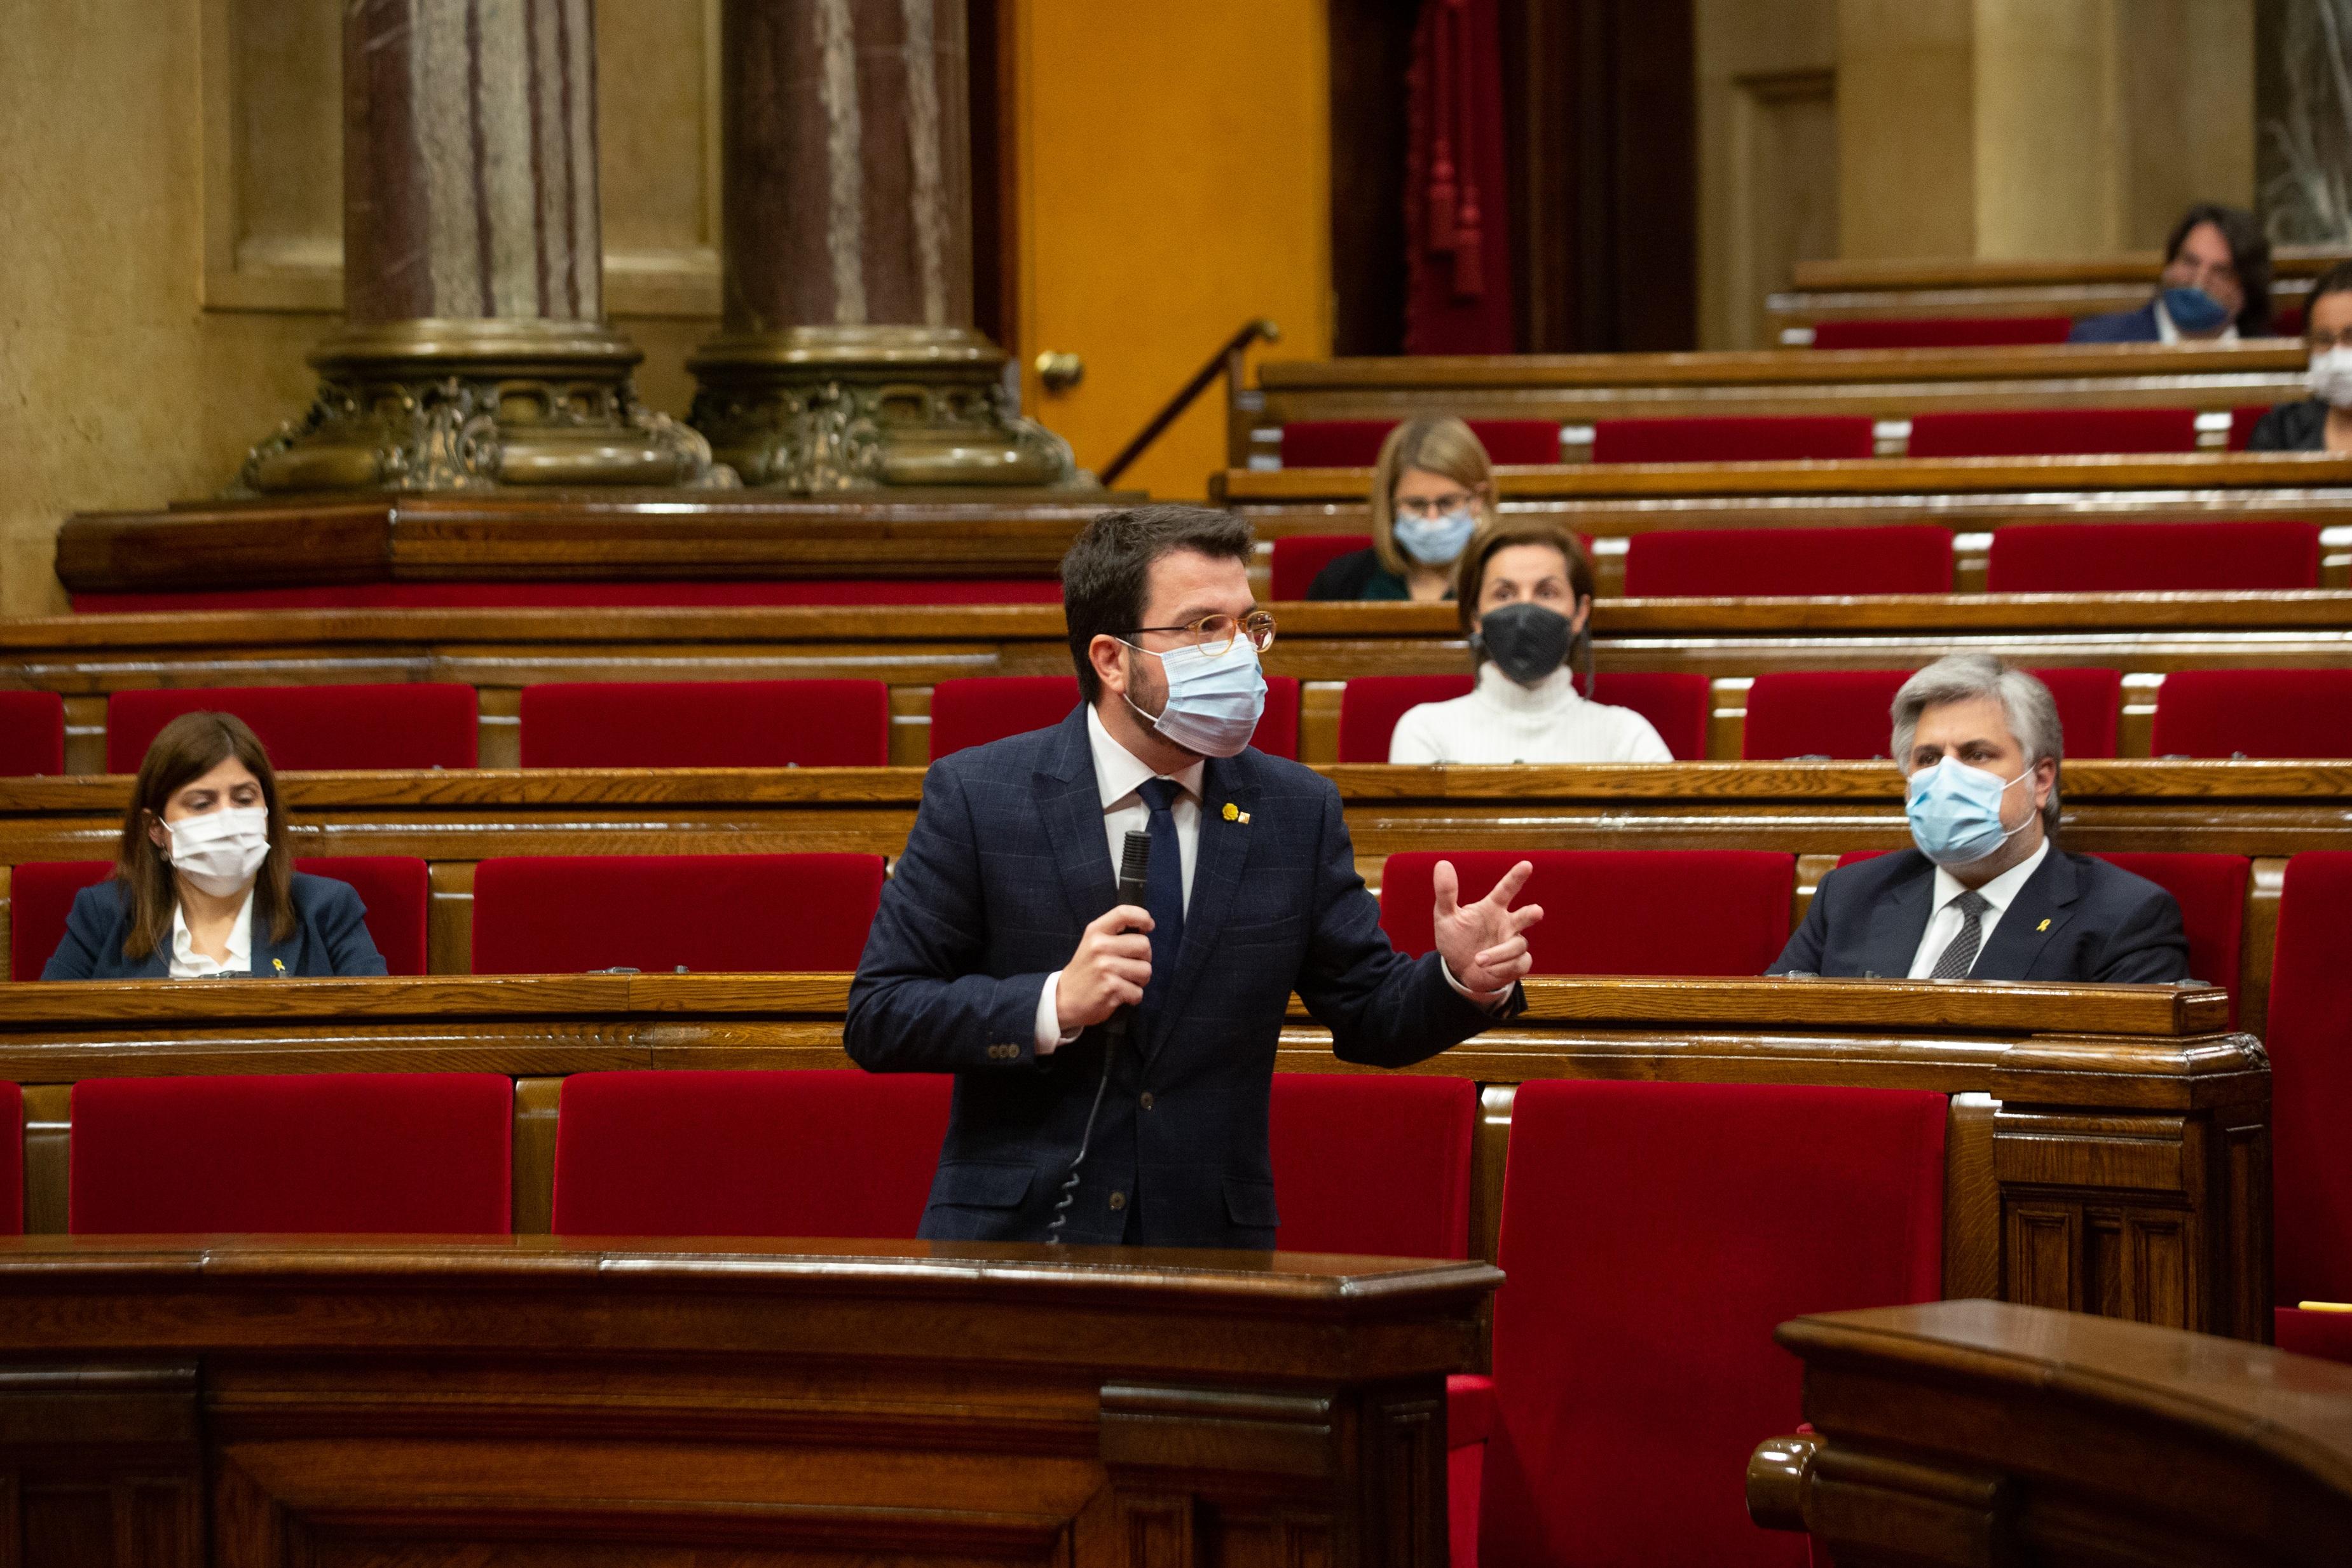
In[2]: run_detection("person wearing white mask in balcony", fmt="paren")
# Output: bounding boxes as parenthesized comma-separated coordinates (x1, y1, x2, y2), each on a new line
(1768, 655, 2186, 983)
(1308, 416, 1494, 602)
(2248, 261, 2352, 454)
(41, 711, 386, 979)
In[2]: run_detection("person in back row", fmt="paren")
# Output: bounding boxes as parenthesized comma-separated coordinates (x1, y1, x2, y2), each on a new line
(43, 711, 386, 979)
(1770, 655, 2187, 983)
(2247, 260, 2352, 453)
(2070, 203, 2274, 343)
(1308, 416, 1493, 601)
(1389, 521, 1672, 763)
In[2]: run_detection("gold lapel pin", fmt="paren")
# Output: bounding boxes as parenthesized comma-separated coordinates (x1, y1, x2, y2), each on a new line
(271, 958, 286, 974)
(1222, 802, 1249, 824)
(2036, 918, 2051, 932)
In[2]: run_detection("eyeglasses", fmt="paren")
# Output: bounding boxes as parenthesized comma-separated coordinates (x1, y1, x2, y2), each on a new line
(1393, 491, 1477, 518)
(1122, 610, 1278, 656)
(2311, 327, 2352, 353)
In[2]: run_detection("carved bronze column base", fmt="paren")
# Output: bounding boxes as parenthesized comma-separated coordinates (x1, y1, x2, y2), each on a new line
(687, 326, 1088, 492)
(236, 321, 736, 494)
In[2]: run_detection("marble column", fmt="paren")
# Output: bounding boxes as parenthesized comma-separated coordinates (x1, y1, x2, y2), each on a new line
(687, 0, 1078, 490)
(240, 0, 727, 493)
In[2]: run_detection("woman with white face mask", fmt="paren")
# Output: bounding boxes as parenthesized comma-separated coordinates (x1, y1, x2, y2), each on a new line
(41, 711, 386, 979)
(2248, 261, 2352, 454)
(1308, 416, 1494, 602)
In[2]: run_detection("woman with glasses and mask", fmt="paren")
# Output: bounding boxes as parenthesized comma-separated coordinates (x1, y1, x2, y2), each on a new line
(2069, 203, 2274, 343)
(41, 711, 386, 979)
(2248, 261, 2352, 453)
(1308, 416, 1494, 601)
(1389, 521, 1671, 764)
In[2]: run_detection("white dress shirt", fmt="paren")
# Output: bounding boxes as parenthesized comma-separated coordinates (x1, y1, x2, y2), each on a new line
(2153, 295, 2239, 344)
(1906, 838, 2049, 979)
(1034, 707, 1500, 1051)
(1387, 664, 1672, 764)
(169, 892, 254, 978)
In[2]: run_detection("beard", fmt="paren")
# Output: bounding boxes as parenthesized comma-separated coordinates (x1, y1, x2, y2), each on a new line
(1123, 645, 1170, 728)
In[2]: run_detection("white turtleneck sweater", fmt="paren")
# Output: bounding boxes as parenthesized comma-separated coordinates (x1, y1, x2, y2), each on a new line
(1388, 664, 1674, 764)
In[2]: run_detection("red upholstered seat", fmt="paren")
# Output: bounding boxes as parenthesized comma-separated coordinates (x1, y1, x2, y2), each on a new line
(2276, 1307, 2352, 1367)
(1380, 850, 1795, 976)
(929, 675, 1299, 760)
(1340, 672, 1711, 761)
(0, 691, 65, 776)
(106, 683, 478, 773)
(1590, 416, 1874, 464)
(520, 680, 891, 767)
(2092, 854, 2248, 1023)
(470, 854, 885, 974)
(1271, 533, 1373, 599)
(551, 1069, 952, 1238)
(10, 861, 111, 982)
(7, 857, 427, 979)
(1268, 1074, 1475, 1258)
(1986, 521, 2321, 592)
(1623, 525, 1952, 597)
(69, 1072, 511, 1234)
(1479, 1079, 1946, 1565)
(0, 1082, 18, 1234)
(1808, 315, 2074, 350)
(1907, 407, 2200, 458)
(2231, 406, 2274, 451)
(1278, 419, 1558, 468)
(1744, 670, 1910, 759)
(2030, 666, 2124, 758)
(2265, 854, 2352, 1312)
(1337, 674, 1474, 763)
(2151, 669, 2352, 758)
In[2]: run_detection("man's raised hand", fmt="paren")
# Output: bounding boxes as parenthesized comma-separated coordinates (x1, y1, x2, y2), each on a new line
(1430, 858, 1544, 997)
(1055, 904, 1155, 1034)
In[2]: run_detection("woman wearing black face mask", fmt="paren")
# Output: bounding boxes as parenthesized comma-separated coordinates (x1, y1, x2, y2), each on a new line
(1388, 522, 1671, 764)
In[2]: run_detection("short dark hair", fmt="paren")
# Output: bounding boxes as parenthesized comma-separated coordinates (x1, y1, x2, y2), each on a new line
(2165, 203, 2273, 334)
(1453, 521, 1599, 688)
(1061, 505, 1255, 702)
(2306, 259, 2352, 329)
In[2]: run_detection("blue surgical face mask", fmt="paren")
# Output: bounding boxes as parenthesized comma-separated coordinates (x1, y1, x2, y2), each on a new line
(1394, 509, 1477, 567)
(2161, 285, 2232, 334)
(1122, 638, 1268, 758)
(1905, 755, 2033, 868)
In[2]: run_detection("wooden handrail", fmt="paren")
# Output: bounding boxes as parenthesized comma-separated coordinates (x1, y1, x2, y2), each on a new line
(1098, 318, 1279, 486)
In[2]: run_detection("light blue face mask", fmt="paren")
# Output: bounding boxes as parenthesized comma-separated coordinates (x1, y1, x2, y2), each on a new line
(1905, 755, 2032, 867)
(1123, 638, 1268, 758)
(2161, 285, 2232, 334)
(1393, 509, 1477, 567)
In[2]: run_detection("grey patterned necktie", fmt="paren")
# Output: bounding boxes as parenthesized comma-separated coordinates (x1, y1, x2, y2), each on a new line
(1929, 889, 1992, 979)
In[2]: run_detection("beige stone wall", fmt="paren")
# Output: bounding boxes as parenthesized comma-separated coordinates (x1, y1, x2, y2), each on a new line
(1695, 0, 1839, 348)
(0, 0, 721, 618)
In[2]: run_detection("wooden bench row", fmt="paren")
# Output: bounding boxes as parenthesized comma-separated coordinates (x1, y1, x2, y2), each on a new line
(0, 972, 2264, 1346)
(0, 761, 2339, 1039)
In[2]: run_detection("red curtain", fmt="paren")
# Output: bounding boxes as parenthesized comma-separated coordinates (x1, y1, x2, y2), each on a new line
(1404, 0, 1514, 354)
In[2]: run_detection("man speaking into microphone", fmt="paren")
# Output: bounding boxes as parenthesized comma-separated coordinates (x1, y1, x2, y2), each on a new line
(847, 505, 1543, 1248)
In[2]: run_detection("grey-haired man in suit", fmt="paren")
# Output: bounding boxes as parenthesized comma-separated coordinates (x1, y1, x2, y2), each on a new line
(847, 504, 1542, 1248)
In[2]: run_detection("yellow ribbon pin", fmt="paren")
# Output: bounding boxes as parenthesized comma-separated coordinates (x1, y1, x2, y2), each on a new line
(2037, 919, 2051, 932)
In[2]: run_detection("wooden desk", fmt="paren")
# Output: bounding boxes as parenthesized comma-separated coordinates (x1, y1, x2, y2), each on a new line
(0, 760, 2339, 1035)
(1766, 246, 2350, 338)
(0, 974, 2269, 1342)
(14, 592, 2352, 770)
(1239, 342, 2308, 467)
(1750, 1299, 2352, 1567)
(0, 1232, 1489, 1567)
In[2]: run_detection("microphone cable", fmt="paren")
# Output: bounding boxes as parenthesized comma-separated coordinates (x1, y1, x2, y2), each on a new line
(1049, 828, 1152, 1243)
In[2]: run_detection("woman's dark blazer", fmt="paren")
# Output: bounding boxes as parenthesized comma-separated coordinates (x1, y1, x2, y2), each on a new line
(41, 873, 388, 979)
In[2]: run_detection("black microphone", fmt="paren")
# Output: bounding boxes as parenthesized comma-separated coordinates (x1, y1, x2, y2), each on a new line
(1050, 829, 1152, 1243)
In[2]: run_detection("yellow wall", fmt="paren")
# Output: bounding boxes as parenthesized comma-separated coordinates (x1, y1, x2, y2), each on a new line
(1013, 1, 1332, 498)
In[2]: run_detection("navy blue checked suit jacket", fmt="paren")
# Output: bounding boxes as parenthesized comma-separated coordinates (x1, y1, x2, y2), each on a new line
(845, 706, 1522, 1248)
(42, 873, 387, 980)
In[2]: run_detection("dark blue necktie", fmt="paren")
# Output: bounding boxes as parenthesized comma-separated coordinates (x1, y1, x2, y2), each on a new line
(1135, 777, 1187, 1023)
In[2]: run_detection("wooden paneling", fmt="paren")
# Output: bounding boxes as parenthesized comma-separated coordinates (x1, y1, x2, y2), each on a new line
(1754, 1300, 2352, 1566)
(0, 972, 2269, 1344)
(0, 1234, 1487, 1567)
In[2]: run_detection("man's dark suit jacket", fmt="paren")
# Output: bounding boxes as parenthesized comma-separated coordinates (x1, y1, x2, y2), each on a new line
(2067, 302, 2164, 343)
(41, 873, 388, 979)
(845, 706, 1521, 1248)
(1767, 847, 2189, 983)
(2248, 397, 2328, 451)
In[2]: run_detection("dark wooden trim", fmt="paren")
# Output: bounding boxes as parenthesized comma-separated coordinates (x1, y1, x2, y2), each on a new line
(1325, 0, 1416, 358)
(964, 0, 1018, 350)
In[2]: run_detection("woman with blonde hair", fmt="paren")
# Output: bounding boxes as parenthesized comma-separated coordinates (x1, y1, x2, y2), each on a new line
(42, 711, 386, 979)
(1308, 416, 1494, 601)
(1389, 521, 1671, 764)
